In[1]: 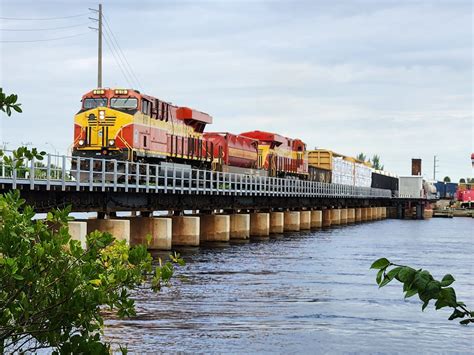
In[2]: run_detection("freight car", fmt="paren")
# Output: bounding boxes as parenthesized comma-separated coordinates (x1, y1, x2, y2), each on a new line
(308, 150, 372, 187)
(434, 181, 458, 199)
(371, 172, 399, 196)
(308, 166, 332, 183)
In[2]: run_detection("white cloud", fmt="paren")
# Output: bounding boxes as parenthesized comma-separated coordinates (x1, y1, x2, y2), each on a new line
(0, 0, 472, 181)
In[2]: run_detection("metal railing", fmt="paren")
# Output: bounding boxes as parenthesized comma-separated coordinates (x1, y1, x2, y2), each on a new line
(0, 152, 392, 199)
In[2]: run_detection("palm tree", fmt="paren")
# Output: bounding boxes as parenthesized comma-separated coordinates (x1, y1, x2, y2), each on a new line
(371, 154, 384, 170)
(356, 153, 367, 162)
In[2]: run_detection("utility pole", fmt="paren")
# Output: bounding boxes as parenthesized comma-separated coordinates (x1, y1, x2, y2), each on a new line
(98, 3, 102, 88)
(433, 155, 439, 181)
(89, 4, 103, 88)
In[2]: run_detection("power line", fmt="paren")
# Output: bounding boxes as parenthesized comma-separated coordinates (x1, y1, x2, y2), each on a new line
(0, 22, 89, 31)
(102, 18, 138, 89)
(0, 32, 89, 43)
(101, 31, 134, 88)
(102, 29, 136, 88)
(102, 13, 143, 90)
(102, 23, 139, 89)
(0, 13, 89, 21)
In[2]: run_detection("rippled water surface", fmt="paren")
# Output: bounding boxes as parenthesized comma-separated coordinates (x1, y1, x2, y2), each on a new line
(105, 218, 474, 353)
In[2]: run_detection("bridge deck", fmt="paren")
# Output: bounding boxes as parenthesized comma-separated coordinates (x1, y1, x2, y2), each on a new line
(0, 153, 430, 213)
(1, 154, 391, 199)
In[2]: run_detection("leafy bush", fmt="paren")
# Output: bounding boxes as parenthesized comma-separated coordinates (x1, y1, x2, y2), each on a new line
(0, 191, 183, 353)
(371, 258, 473, 325)
(0, 88, 22, 116)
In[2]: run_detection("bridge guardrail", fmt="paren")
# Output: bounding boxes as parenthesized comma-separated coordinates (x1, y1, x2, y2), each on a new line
(0, 152, 392, 199)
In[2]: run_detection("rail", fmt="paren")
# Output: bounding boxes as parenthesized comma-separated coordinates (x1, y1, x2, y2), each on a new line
(0, 152, 393, 199)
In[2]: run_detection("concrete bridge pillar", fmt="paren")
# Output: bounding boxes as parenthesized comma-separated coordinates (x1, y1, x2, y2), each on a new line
(397, 205, 404, 219)
(355, 208, 362, 222)
(270, 212, 284, 234)
(331, 209, 341, 226)
(300, 211, 311, 230)
(230, 214, 250, 240)
(322, 209, 332, 228)
(172, 216, 200, 246)
(391, 207, 396, 218)
(68, 221, 87, 249)
(200, 215, 230, 242)
(87, 219, 130, 244)
(415, 204, 424, 220)
(367, 207, 373, 221)
(284, 211, 300, 232)
(347, 208, 355, 223)
(128, 217, 172, 250)
(310, 210, 322, 228)
(423, 208, 433, 219)
(340, 209, 348, 224)
(361, 208, 368, 221)
(250, 213, 270, 238)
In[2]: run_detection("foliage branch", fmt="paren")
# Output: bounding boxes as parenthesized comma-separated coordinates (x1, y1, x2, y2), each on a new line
(371, 258, 473, 325)
(0, 88, 22, 117)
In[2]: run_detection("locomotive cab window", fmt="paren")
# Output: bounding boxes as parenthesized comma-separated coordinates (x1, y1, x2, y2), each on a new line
(83, 98, 107, 109)
(110, 98, 137, 109)
(142, 99, 151, 116)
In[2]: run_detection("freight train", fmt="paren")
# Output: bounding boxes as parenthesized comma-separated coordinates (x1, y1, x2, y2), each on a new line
(72, 88, 399, 193)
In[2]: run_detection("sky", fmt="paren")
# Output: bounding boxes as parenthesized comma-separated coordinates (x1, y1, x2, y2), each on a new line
(0, 0, 472, 181)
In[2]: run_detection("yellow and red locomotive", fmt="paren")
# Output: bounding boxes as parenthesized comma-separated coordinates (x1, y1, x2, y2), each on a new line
(73, 88, 308, 179)
(239, 130, 308, 178)
(73, 88, 213, 166)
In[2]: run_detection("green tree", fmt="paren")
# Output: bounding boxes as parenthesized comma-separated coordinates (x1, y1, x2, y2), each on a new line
(371, 258, 473, 325)
(0, 191, 184, 352)
(356, 153, 367, 162)
(371, 154, 384, 170)
(443, 176, 451, 182)
(459, 178, 466, 183)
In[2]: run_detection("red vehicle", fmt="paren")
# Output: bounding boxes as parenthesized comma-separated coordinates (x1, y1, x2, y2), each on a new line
(203, 132, 260, 174)
(457, 183, 474, 208)
(239, 130, 308, 178)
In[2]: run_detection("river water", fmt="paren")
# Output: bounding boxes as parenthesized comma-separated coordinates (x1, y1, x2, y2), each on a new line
(105, 218, 474, 353)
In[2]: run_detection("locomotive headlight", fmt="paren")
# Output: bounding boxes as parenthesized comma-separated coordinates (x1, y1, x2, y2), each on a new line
(99, 110, 105, 120)
(108, 139, 115, 146)
(78, 139, 85, 146)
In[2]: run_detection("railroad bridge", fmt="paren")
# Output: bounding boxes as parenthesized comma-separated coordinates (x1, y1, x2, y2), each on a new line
(0, 153, 433, 249)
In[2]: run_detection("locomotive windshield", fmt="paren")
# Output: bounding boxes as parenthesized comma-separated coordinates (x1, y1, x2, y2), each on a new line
(83, 98, 107, 109)
(111, 97, 137, 109)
